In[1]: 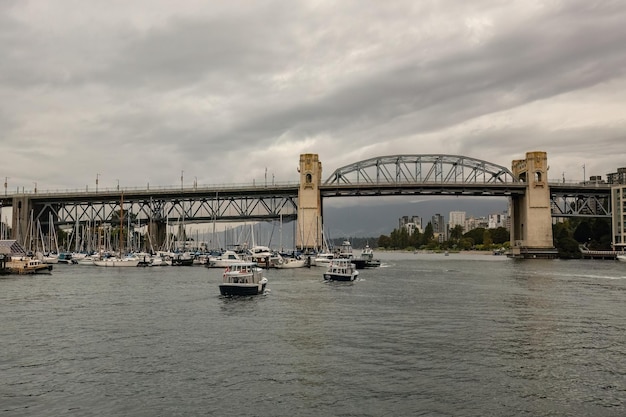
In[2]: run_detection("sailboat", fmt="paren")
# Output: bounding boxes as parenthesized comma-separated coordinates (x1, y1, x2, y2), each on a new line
(93, 192, 140, 267)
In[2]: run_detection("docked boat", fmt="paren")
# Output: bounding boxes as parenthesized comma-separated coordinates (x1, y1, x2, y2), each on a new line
(311, 252, 334, 267)
(7, 257, 53, 274)
(93, 255, 141, 267)
(171, 251, 194, 266)
(209, 250, 249, 268)
(617, 254, 626, 262)
(219, 262, 268, 296)
(323, 258, 359, 282)
(275, 255, 307, 269)
(352, 244, 381, 269)
(336, 240, 354, 259)
(248, 245, 282, 268)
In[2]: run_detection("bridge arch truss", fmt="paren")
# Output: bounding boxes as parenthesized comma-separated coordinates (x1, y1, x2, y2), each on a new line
(324, 155, 518, 186)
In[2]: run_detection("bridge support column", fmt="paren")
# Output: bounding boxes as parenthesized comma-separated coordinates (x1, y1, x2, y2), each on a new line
(147, 220, 167, 252)
(510, 151, 557, 258)
(11, 196, 32, 247)
(296, 154, 323, 251)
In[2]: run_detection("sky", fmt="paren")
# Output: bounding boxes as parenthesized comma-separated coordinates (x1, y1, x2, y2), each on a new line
(2, 0, 626, 196)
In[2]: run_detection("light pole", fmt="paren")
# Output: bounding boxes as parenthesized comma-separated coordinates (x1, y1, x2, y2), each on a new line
(96, 173, 100, 192)
(582, 164, 586, 184)
(116, 179, 120, 191)
(181, 170, 184, 190)
(194, 176, 197, 189)
(4, 177, 8, 196)
(33, 182, 37, 193)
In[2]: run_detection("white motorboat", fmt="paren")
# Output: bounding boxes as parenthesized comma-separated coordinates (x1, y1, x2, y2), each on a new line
(93, 255, 141, 267)
(323, 258, 359, 282)
(311, 252, 334, 267)
(209, 250, 249, 268)
(219, 262, 268, 296)
(275, 256, 307, 269)
(617, 254, 626, 262)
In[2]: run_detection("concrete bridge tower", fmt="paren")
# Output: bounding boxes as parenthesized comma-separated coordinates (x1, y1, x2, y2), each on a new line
(510, 151, 557, 258)
(296, 154, 323, 251)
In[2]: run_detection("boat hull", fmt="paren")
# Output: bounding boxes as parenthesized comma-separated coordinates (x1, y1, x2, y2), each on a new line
(352, 259, 381, 269)
(323, 272, 358, 281)
(219, 282, 266, 296)
(93, 259, 140, 267)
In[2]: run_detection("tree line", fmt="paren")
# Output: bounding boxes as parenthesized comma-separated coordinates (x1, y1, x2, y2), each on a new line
(372, 217, 612, 258)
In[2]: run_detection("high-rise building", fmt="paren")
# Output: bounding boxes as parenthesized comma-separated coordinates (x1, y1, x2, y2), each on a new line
(399, 216, 422, 234)
(449, 211, 466, 231)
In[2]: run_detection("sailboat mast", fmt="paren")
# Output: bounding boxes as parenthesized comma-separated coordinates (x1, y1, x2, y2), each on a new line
(119, 192, 124, 255)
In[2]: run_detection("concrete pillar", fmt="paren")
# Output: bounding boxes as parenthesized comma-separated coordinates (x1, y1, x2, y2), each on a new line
(510, 151, 556, 258)
(296, 154, 323, 251)
(147, 220, 167, 252)
(11, 196, 31, 246)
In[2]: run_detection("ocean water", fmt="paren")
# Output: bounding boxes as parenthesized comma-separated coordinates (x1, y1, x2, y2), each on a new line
(1, 252, 625, 416)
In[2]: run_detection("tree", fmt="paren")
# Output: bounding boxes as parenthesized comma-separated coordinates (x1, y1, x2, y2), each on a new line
(483, 229, 493, 246)
(573, 220, 592, 244)
(490, 227, 509, 244)
(423, 222, 434, 245)
(378, 234, 391, 248)
(463, 227, 486, 246)
(449, 225, 464, 241)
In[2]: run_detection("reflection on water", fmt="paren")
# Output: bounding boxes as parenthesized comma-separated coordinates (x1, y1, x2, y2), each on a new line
(1, 253, 625, 416)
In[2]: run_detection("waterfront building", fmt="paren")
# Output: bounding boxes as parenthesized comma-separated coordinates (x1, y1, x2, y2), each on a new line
(488, 212, 509, 229)
(399, 216, 422, 234)
(449, 211, 466, 232)
(432, 213, 446, 242)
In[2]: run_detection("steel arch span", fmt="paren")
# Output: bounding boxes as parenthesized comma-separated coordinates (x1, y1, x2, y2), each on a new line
(324, 154, 518, 185)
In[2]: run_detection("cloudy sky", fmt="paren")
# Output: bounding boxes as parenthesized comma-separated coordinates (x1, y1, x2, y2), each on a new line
(2, 0, 626, 194)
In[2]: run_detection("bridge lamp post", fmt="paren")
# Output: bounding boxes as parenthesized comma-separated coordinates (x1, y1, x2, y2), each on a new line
(181, 170, 184, 190)
(4, 177, 8, 196)
(194, 176, 197, 189)
(33, 182, 37, 194)
(96, 173, 100, 192)
(116, 179, 120, 191)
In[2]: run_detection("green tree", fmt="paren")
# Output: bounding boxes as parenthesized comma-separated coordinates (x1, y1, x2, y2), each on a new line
(573, 220, 592, 244)
(491, 227, 509, 244)
(483, 229, 493, 246)
(449, 224, 464, 242)
(377, 234, 391, 248)
(463, 227, 486, 246)
(423, 222, 434, 245)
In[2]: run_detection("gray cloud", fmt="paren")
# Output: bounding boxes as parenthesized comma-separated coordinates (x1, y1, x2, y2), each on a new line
(1, 0, 625, 193)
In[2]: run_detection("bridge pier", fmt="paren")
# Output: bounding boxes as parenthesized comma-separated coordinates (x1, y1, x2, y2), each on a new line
(296, 154, 323, 251)
(147, 220, 167, 252)
(11, 196, 32, 247)
(509, 151, 557, 258)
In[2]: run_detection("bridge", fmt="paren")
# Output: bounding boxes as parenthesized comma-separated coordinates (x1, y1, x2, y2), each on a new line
(0, 151, 612, 258)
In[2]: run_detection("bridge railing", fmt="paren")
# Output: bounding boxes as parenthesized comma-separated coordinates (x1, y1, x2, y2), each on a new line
(1, 181, 301, 197)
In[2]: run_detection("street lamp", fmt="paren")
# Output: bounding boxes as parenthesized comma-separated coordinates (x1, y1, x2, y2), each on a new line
(181, 170, 184, 190)
(33, 182, 37, 193)
(194, 176, 197, 189)
(96, 173, 100, 192)
(4, 177, 8, 196)
(116, 179, 120, 191)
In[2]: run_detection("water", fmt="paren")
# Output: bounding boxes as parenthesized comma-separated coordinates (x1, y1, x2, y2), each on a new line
(1, 253, 625, 416)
